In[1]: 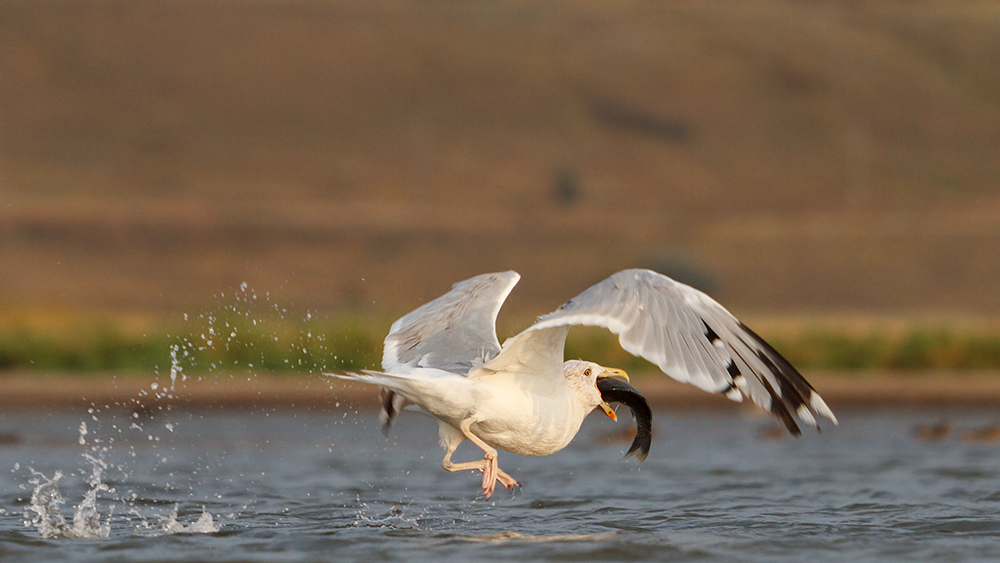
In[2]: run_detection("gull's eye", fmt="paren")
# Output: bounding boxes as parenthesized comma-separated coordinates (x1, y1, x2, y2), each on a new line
(584, 368, 591, 377)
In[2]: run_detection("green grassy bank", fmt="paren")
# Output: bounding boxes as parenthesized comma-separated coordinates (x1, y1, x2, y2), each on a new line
(0, 308, 383, 375)
(2, 311, 1000, 375)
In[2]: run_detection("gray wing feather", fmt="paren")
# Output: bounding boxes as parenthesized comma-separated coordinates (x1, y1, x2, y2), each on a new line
(382, 271, 520, 374)
(525, 269, 837, 433)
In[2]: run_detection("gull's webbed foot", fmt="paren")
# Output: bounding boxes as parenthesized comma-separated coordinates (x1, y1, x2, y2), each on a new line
(496, 468, 520, 490)
(481, 452, 497, 498)
(452, 417, 520, 499)
(480, 456, 520, 498)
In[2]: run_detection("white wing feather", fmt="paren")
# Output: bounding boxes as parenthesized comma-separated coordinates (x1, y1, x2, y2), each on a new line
(382, 271, 520, 374)
(487, 269, 836, 433)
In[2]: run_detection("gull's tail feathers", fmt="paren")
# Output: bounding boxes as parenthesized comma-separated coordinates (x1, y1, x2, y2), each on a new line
(327, 367, 474, 439)
(325, 368, 446, 386)
(328, 369, 395, 383)
(326, 370, 416, 436)
(325, 369, 427, 396)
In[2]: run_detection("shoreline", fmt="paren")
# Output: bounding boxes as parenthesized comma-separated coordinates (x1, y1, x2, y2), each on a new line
(1, 371, 999, 410)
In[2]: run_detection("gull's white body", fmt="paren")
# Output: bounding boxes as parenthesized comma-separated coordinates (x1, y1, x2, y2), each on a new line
(358, 365, 592, 457)
(329, 269, 837, 498)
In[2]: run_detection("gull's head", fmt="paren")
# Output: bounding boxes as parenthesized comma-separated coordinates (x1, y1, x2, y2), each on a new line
(563, 360, 629, 421)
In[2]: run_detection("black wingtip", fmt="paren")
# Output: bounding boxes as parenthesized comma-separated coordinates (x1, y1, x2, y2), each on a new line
(735, 321, 816, 436)
(379, 388, 402, 437)
(596, 378, 653, 463)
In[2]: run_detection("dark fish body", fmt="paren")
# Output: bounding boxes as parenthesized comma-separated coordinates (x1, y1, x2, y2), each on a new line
(596, 378, 652, 463)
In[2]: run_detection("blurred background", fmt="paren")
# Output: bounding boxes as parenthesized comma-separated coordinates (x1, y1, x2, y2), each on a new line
(1, 0, 999, 375)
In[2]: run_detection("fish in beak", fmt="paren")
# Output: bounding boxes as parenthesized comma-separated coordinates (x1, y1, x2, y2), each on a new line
(596, 367, 630, 421)
(596, 374, 653, 463)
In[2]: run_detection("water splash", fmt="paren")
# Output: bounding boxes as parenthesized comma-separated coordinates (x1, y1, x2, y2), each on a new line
(25, 469, 71, 538)
(169, 343, 184, 391)
(17, 283, 324, 540)
(24, 461, 111, 540)
(22, 409, 223, 540)
(160, 505, 221, 535)
(353, 501, 422, 529)
(72, 453, 113, 538)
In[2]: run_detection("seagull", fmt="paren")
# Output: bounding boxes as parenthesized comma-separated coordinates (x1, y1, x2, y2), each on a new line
(328, 269, 837, 498)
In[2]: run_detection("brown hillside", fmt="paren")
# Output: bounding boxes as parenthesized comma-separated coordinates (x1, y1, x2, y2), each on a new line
(1, 0, 999, 319)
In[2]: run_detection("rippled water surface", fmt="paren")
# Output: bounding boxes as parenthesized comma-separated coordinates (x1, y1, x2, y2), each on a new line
(1, 403, 999, 562)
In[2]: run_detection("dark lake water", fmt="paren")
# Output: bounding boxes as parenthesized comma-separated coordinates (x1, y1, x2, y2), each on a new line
(1, 400, 999, 562)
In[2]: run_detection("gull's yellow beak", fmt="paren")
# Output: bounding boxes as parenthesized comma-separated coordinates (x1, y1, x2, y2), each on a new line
(596, 366, 629, 421)
(597, 367, 629, 382)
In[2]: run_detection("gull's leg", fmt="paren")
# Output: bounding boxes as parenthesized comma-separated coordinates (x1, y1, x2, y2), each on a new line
(458, 418, 497, 498)
(441, 441, 488, 474)
(440, 423, 493, 482)
(443, 450, 519, 492)
(456, 418, 520, 498)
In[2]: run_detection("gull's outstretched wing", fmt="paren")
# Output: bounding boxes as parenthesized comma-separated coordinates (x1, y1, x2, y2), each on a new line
(382, 271, 521, 374)
(483, 269, 836, 435)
